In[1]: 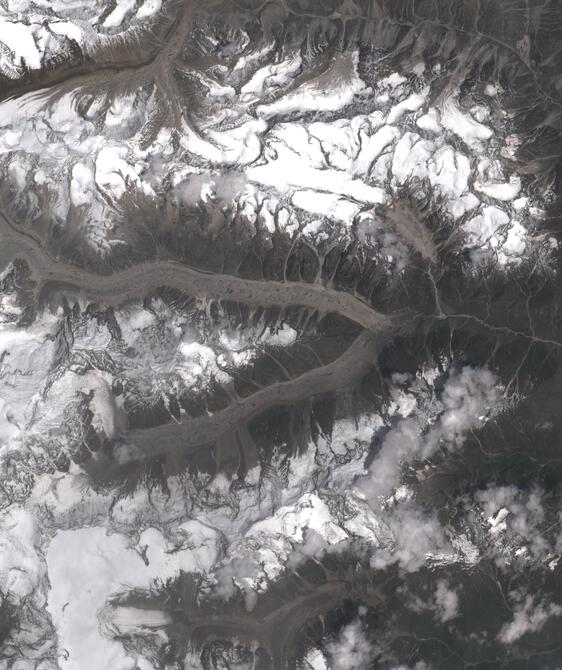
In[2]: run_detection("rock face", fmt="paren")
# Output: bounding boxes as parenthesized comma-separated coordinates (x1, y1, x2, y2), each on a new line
(1, 1, 562, 668)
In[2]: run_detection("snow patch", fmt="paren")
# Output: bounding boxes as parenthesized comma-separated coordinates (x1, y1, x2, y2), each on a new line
(292, 190, 361, 224)
(136, 0, 162, 20)
(103, 0, 136, 28)
(440, 97, 493, 150)
(47, 523, 220, 670)
(257, 51, 369, 118)
(0, 20, 41, 69)
(70, 163, 94, 207)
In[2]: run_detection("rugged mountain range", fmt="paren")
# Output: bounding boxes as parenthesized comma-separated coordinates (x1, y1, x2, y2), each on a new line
(1, 0, 562, 668)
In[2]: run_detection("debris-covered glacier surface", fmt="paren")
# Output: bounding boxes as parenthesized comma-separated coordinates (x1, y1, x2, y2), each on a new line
(1, 1, 562, 668)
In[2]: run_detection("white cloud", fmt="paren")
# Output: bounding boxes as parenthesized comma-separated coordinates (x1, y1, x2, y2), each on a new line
(434, 580, 460, 623)
(326, 619, 374, 670)
(357, 366, 499, 506)
(471, 485, 555, 565)
(498, 595, 562, 644)
(370, 504, 449, 573)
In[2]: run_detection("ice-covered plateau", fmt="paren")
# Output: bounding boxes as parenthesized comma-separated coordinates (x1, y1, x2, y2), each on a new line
(1, 1, 562, 669)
